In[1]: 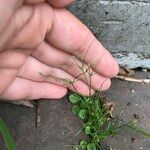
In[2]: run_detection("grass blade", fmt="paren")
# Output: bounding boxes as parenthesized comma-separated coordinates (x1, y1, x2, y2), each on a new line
(0, 117, 16, 150)
(127, 124, 150, 138)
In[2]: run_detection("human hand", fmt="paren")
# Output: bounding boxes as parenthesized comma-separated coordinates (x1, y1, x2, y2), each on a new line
(0, 0, 119, 100)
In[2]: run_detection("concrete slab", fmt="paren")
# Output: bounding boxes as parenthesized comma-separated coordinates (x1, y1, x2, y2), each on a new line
(0, 71, 150, 150)
(68, 0, 150, 69)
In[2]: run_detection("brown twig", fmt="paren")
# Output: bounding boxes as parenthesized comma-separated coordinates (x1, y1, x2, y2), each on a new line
(116, 75, 150, 84)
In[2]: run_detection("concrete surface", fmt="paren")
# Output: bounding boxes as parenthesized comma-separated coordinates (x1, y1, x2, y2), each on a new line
(0, 71, 150, 150)
(68, 0, 150, 69)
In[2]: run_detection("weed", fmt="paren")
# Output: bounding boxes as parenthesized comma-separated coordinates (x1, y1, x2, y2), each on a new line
(40, 39, 150, 149)
(69, 92, 150, 150)
(67, 40, 150, 149)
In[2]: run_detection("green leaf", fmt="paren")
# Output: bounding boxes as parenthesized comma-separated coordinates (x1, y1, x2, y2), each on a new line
(78, 109, 88, 120)
(69, 94, 81, 104)
(80, 140, 87, 150)
(72, 105, 81, 116)
(83, 97, 90, 103)
(0, 117, 16, 150)
(84, 126, 92, 135)
(87, 143, 97, 150)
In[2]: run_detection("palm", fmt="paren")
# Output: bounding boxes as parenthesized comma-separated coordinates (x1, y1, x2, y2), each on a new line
(0, 0, 119, 100)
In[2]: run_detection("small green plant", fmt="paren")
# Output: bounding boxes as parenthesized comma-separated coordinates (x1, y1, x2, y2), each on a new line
(66, 40, 150, 149)
(0, 117, 16, 150)
(69, 92, 150, 150)
(40, 39, 150, 149)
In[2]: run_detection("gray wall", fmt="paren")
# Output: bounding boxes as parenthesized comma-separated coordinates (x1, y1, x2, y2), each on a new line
(68, 0, 150, 69)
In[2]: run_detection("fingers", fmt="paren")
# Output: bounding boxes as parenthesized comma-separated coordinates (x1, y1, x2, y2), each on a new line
(46, 8, 119, 78)
(0, 49, 28, 95)
(0, 68, 17, 96)
(0, 77, 67, 100)
(8, 3, 54, 50)
(18, 56, 95, 96)
(32, 41, 111, 91)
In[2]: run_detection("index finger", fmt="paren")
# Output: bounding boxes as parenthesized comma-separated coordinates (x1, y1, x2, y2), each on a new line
(46, 8, 119, 78)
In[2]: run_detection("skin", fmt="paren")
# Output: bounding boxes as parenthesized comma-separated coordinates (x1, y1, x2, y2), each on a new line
(0, 0, 119, 100)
